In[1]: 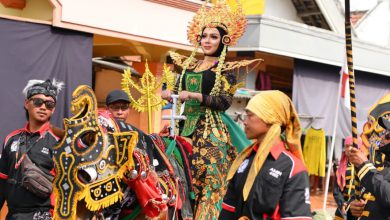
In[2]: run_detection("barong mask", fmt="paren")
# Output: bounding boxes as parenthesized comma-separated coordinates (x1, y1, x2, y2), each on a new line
(53, 85, 138, 219)
(362, 93, 390, 166)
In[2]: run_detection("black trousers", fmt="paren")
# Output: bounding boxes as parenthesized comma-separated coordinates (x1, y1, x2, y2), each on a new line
(6, 211, 51, 220)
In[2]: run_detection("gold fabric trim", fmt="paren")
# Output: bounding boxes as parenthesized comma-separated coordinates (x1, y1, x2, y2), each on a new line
(211, 59, 263, 72)
(169, 51, 263, 73)
(357, 163, 375, 180)
(361, 211, 370, 217)
(363, 193, 376, 201)
(169, 51, 198, 70)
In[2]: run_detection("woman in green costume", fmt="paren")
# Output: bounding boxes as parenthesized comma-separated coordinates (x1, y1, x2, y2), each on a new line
(161, 2, 260, 219)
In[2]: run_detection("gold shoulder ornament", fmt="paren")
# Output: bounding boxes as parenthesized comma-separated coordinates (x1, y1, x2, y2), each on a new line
(168, 51, 198, 70)
(213, 58, 263, 72)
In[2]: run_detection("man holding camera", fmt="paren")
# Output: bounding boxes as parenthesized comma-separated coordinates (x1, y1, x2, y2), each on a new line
(0, 79, 63, 220)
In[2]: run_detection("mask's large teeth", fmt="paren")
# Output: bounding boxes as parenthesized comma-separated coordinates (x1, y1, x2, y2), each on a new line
(79, 164, 96, 170)
(84, 167, 98, 182)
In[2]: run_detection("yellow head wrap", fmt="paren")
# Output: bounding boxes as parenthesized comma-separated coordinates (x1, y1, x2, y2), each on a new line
(227, 90, 303, 201)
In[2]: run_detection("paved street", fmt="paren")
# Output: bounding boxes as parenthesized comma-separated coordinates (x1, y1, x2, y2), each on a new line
(311, 191, 337, 217)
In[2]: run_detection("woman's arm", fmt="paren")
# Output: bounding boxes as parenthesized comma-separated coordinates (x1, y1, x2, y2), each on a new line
(200, 72, 237, 111)
(162, 70, 182, 101)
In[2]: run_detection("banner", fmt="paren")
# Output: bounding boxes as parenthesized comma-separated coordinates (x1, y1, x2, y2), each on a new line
(340, 60, 351, 109)
(0, 18, 93, 145)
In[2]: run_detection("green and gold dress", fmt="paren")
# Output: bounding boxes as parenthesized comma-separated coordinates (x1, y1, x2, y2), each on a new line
(178, 66, 238, 219)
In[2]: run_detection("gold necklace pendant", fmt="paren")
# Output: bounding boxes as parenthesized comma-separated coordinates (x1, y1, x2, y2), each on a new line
(195, 60, 216, 72)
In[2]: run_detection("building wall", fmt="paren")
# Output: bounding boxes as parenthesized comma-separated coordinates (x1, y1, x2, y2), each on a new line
(226, 98, 248, 129)
(94, 63, 165, 133)
(95, 69, 143, 130)
(0, 3, 21, 16)
(355, 0, 390, 47)
(21, 0, 52, 21)
(263, 0, 303, 23)
(58, 0, 195, 46)
(0, 0, 52, 21)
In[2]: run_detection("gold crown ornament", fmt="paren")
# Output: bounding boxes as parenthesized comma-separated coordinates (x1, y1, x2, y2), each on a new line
(174, 1, 251, 142)
(187, 0, 247, 46)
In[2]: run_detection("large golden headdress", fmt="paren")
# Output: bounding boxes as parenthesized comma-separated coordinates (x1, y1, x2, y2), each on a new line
(173, 0, 252, 141)
(187, 0, 247, 46)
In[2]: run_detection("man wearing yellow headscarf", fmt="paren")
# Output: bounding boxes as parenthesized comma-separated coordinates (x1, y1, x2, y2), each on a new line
(219, 90, 312, 219)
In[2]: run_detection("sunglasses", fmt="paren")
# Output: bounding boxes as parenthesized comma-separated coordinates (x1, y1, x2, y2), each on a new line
(30, 98, 56, 110)
(109, 104, 129, 111)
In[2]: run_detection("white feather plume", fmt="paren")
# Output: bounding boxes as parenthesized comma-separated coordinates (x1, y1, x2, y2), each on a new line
(52, 78, 65, 93)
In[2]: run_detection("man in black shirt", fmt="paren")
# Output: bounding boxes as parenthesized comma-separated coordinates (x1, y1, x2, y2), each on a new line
(348, 116, 390, 220)
(0, 79, 63, 220)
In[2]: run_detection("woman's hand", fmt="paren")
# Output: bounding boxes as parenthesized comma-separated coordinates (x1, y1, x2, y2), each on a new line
(161, 90, 172, 101)
(179, 91, 191, 102)
(179, 91, 203, 102)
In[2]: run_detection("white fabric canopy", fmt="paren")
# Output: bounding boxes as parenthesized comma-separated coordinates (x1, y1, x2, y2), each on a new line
(293, 59, 390, 139)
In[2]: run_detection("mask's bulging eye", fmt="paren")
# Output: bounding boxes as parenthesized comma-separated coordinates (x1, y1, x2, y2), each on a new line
(78, 166, 98, 184)
(77, 131, 97, 149)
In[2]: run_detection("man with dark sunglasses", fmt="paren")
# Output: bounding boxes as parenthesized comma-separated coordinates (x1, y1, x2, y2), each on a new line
(106, 89, 131, 122)
(0, 79, 64, 220)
